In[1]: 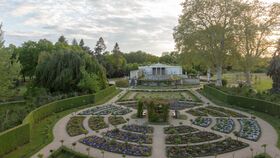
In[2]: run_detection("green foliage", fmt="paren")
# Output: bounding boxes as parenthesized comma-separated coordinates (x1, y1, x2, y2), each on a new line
(0, 123, 30, 156)
(137, 100, 144, 118)
(115, 79, 129, 88)
(203, 85, 280, 117)
(78, 69, 101, 93)
(222, 79, 228, 87)
(0, 101, 29, 132)
(267, 40, 280, 93)
(0, 46, 21, 99)
(123, 50, 159, 64)
(0, 86, 117, 157)
(49, 146, 94, 158)
(145, 99, 169, 123)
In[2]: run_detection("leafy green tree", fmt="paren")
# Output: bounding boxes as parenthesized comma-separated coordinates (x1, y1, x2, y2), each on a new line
(94, 37, 106, 57)
(267, 39, 280, 93)
(159, 51, 179, 64)
(78, 68, 101, 93)
(123, 50, 159, 64)
(58, 35, 67, 45)
(174, 0, 242, 86)
(236, 1, 280, 86)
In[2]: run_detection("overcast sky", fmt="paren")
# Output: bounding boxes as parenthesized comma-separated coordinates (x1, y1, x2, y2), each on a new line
(0, 0, 278, 56)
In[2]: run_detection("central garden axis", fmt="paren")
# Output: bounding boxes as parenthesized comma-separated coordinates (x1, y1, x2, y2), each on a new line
(32, 88, 279, 158)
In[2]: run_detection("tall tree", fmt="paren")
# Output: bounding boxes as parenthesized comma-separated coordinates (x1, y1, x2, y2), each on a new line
(112, 43, 120, 55)
(57, 35, 68, 45)
(72, 38, 78, 46)
(94, 37, 106, 57)
(174, 0, 242, 86)
(79, 39, 85, 47)
(0, 23, 4, 48)
(236, 1, 280, 86)
(267, 39, 280, 93)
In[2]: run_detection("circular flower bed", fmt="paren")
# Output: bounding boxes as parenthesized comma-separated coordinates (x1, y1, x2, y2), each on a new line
(186, 109, 208, 116)
(207, 106, 247, 118)
(80, 136, 152, 156)
(104, 129, 153, 144)
(165, 131, 222, 144)
(166, 138, 249, 158)
(122, 124, 154, 134)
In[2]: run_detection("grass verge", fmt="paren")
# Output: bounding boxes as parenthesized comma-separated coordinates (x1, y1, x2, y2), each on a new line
(49, 146, 95, 158)
(3, 89, 121, 158)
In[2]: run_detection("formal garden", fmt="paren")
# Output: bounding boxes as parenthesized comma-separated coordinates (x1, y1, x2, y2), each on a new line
(0, 0, 280, 158)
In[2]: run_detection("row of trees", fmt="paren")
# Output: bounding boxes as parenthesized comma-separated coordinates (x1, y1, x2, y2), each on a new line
(174, 0, 280, 86)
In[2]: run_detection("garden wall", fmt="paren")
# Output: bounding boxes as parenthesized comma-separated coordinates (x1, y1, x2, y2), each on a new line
(0, 86, 117, 157)
(203, 85, 280, 117)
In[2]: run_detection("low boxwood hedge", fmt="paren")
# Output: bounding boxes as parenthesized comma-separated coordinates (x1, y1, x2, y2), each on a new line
(0, 86, 116, 157)
(203, 85, 280, 117)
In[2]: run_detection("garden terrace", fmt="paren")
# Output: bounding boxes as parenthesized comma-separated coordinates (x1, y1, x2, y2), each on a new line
(237, 119, 261, 141)
(66, 116, 88, 137)
(80, 136, 152, 156)
(212, 118, 235, 134)
(104, 129, 153, 144)
(186, 109, 208, 116)
(196, 107, 228, 117)
(207, 106, 247, 118)
(192, 117, 212, 127)
(115, 101, 137, 109)
(78, 104, 132, 116)
(88, 116, 108, 131)
(164, 125, 198, 134)
(165, 131, 222, 144)
(122, 124, 154, 134)
(166, 138, 249, 158)
(108, 116, 127, 126)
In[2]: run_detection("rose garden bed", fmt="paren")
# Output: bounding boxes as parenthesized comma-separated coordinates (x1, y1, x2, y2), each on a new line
(165, 131, 222, 144)
(66, 116, 88, 137)
(207, 106, 247, 118)
(104, 129, 153, 144)
(212, 118, 235, 134)
(236, 119, 261, 141)
(196, 107, 228, 117)
(166, 138, 249, 158)
(192, 117, 212, 127)
(186, 109, 208, 116)
(80, 136, 152, 156)
(88, 116, 108, 131)
(122, 124, 154, 134)
(164, 125, 198, 134)
(108, 116, 127, 126)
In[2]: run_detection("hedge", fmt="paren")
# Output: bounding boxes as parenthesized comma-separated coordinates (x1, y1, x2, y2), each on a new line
(203, 85, 280, 117)
(0, 100, 26, 107)
(0, 86, 116, 157)
(0, 123, 30, 156)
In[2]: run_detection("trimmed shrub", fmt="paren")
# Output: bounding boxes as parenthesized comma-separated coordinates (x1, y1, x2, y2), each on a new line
(203, 85, 280, 117)
(115, 79, 129, 88)
(0, 123, 30, 156)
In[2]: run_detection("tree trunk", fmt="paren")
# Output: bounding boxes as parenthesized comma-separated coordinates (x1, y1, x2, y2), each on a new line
(244, 71, 251, 86)
(215, 66, 222, 86)
(207, 68, 211, 83)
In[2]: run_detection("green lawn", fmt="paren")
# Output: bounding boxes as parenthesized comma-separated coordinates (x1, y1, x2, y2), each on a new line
(3, 90, 121, 158)
(213, 73, 272, 92)
(199, 90, 280, 149)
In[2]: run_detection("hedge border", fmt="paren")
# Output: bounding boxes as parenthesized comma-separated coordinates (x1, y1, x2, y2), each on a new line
(203, 85, 280, 117)
(0, 86, 116, 157)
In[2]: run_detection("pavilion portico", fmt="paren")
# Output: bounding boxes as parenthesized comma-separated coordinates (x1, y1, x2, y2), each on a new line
(152, 67, 166, 75)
